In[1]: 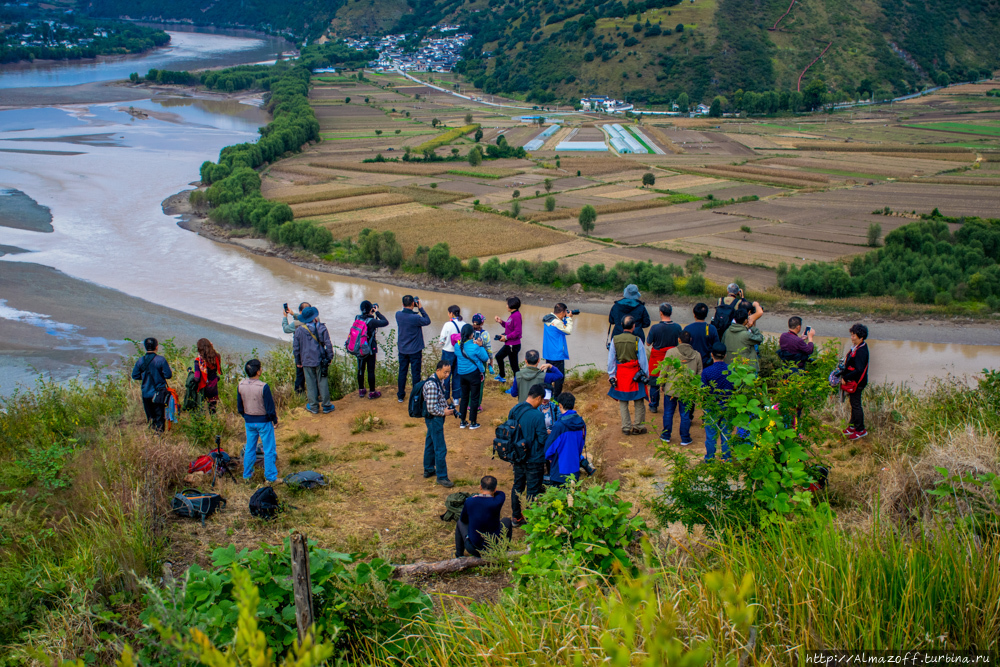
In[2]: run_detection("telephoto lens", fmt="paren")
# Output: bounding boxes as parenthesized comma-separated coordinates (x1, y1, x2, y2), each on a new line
(570, 309, 581, 315)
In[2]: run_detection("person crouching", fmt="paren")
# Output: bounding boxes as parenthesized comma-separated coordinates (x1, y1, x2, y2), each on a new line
(455, 475, 512, 558)
(544, 392, 596, 485)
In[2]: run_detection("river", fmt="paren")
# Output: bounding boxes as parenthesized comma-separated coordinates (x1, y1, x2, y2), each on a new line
(1, 30, 998, 394)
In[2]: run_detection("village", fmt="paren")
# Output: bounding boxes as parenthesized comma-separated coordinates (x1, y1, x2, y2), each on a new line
(345, 25, 471, 73)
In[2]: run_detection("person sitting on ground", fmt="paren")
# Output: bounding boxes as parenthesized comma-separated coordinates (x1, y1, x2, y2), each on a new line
(395, 295, 431, 403)
(722, 307, 765, 372)
(237, 359, 278, 483)
(455, 475, 512, 558)
(193, 338, 222, 414)
(283, 302, 310, 393)
(493, 296, 522, 383)
(131, 336, 173, 432)
(293, 306, 335, 415)
(660, 330, 703, 447)
(607, 315, 650, 435)
(510, 350, 563, 403)
(609, 284, 652, 343)
(544, 392, 595, 486)
(701, 342, 734, 462)
(509, 384, 550, 527)
(684, 302, 720, 368)
(356, 300, 390, 400)
(455, 323, 490, 430)
(779, 316, 815, 368)
(646, 303, 683, 414)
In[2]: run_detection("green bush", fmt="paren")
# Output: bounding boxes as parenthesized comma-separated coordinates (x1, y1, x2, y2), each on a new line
(544, 195, 556, 211)
(427, 242, 462, 279)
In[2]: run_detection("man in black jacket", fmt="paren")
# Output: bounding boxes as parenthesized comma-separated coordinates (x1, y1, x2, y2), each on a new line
(131, 336, 173, 432)
(395, 295, 431, 402)
(608, 284, 652, 343)
(509, 384, 549, 527)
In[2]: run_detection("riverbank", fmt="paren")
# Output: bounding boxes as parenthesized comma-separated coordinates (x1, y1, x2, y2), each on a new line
(165, 190, 1000, 346)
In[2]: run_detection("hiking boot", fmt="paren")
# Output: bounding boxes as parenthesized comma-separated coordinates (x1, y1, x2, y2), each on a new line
(369, 391, 382, 400)
(842, 426, 856, 436)
(469, 422, 482, 430)
(322, 404, 335, 414)
(305, 405, 319, 414)
(631, 426, 648, 435)
(359, 388, 367, 398)
(424, 471, 435, 479)
(622, 428, 633, 435)
(512, 516, 527, 528)
(848, 429, 868, 440)
(437, 478, 455, 488)
(649, 404, 658, 414)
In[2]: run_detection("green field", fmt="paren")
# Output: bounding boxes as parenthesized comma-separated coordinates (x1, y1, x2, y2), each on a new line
(905, 122, 1000, 137)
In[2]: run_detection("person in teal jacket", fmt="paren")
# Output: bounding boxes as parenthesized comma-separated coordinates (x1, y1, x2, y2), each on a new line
(456, 323, 490, 429)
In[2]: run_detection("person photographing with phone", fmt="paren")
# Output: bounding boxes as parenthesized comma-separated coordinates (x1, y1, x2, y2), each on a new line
(779, 316, 815, 368)
(281, 301, 310, 393)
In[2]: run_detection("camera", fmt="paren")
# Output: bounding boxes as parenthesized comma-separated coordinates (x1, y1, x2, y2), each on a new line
(494, 334, 503, 341)
(570, 309, 580, 315)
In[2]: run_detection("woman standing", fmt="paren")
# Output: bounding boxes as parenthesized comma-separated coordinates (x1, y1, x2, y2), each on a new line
(194, 338, 222, 414)
(842, 323, 870, 440)
(493, 296, 522, 382)
(357, 300, 389, 399)
(456, 323, 490, 429)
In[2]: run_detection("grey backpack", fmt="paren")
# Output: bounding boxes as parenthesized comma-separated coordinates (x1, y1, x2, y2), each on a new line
(283, 471, 327, 489)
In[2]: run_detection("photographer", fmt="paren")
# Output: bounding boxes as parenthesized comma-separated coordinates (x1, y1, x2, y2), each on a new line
(608, 284, 652, 343)
(131, 336, 173, 432)
(292, 306, 334, 415)
(607, 315, 650, 435)
(356, 301, 389, 400)
(423, 359, 456, 488)
(712, 283, 755, 337)
(779, 316, 815, 368)
(510, 350, 563, 404)
(455, 475, 512, 558)
(395, 295, 431, 403)
(722, 307, 764, 372)
(282, 301, 310, 393)
(509, 384, 549, 527)
(542, 303, 575, 396)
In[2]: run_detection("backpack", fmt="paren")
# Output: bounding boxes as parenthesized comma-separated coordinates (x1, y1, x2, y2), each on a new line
(249, 486, 281, 520)
(188, 447, 231, 474)
(171, 488, 226, 525)
(409, 376, 440, 419)
(440, 491, 471, 521)
(183, 367, 201, 411)
(711, 300, 736, 338)
(284, 471, 326, 489)
(493, 407, 528, 464)
(345, 316, 372, 357)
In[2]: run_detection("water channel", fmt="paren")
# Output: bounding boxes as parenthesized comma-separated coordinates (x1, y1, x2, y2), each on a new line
(1, 29, 998, 394)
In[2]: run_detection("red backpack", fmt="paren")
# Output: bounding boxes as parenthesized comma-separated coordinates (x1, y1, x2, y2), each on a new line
(188, 447, 231, 474)
(345, 316, 372, 357)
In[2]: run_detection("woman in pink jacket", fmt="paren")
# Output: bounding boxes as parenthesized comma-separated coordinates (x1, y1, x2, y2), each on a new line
(493, 296, 522, 382)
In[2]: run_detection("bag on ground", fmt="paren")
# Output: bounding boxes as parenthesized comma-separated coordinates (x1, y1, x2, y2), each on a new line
(284, 471, 326, 489)
(188, 447, 231, 474)
(345, 316, 372, 357)
(249, 486, 281, 519)
(493, 417, 527, 464)
(171, 488, 226, 525)
(440, 491, 471, 521)
(408, 379, 429, 418)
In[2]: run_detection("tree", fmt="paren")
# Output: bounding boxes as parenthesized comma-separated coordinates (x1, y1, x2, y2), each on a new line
(675, 23, 684, 32)
(685, 255, 707, 275)
(432, 118, 441, 128)
(545, 195, 556, 211)
(345, 97, 351, 104)
(468, 146, 483, 166)
(544, 178, 553, 193)
(395, 129, 401, 134)
(375, 129, 382, 135)
(867, 222, 882, 247)
(511, 201, 522, 217)
(677, 92, 689, 113)
(579, 205, 597, 235)
(474, 128, 483, 142)
(802, 79, 826, 110)
(465, 113, 473, 124)
(642, 172, 656, 187)
(708, 97, 723, 118)
(513, 190, 520, 198)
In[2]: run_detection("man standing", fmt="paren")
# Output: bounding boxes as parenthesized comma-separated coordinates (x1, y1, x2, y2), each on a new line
(701, 343, 734, 461)
(607, 315, 650, 435)
(684, 303, 719, 368)
(509, 384, 549, 527)
(395, 295, 431, 403)
(293, 306, 335, 415)
(722, 306, 764, 371)
(779, 316, 815, 367)
(282, 301, 310, 393)
(646, 303, 683, 413)
(423, 359, 455, 488)
(544, 392, 594, 485)
(608, 284, 652, 342)
(660, 330, 702, 446)
(455, 475, 512, 557)
(131, 337, 172, 432)
(510, 349, 562, 404)
(542, 303, 573, 396)
(437, 305, 464, 403)
(237, 359, 279, 482)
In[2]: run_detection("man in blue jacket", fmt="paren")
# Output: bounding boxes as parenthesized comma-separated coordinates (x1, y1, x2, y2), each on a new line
(542, 303, 573, 396)
(293, 306, 335, 415)
(455, 475, 512, 557)
(131, 337, 173, 432)
(509, 384, 550, 527)
(395, 295, 431, 403)
(544, 393, 596, 485)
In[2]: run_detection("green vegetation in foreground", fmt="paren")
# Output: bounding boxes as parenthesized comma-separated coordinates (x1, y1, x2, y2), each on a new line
(904, 123, 1000, 137)
(780, 211, 1000, 311)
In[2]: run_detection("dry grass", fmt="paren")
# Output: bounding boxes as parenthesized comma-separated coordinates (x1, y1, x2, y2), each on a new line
(272, 186, 392, 205)
(554, 157, 636, 176)
(679, 167, 820, 188)
(794, 143, 975, 154)
(643, 125, 685, 154)
(897, 176, 1000, 187)
(873, 152, 977, 162)
(446, 167, 522, 178)
(308, 161, 453, 176)
(292, 193, 414, 217)
(708, 164, 830, 183)
(319, 207, 569, 258)
(392, 186, 468, 205)
(526, 198, 673, 222)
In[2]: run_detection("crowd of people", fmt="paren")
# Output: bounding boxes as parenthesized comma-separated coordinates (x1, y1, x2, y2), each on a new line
(131, 281, 871, 555)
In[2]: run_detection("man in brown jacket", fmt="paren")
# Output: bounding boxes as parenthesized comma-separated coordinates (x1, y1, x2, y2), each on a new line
(659, 330, 703, 446)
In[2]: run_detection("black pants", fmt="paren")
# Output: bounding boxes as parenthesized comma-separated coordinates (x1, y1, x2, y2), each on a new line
(294, 365, 305, 394)
(357, 353, 376, 392)
(648, 379, 661, 409)
(397, 352, 422, 400)
(458, 372, 482, 424)
(455, 517, 513, 557)
(849, 389, 865, 431)
(550, 359, 565, 396)
(511, 462, 545, 519)
(495, 344, 521, 379)
(142, 397, 165, 432)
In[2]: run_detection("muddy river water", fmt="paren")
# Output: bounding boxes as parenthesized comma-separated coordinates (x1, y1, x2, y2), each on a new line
(1, 30, 999, 393)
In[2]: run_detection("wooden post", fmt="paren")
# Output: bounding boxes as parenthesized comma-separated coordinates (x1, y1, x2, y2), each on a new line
(290, 532, 315, 642)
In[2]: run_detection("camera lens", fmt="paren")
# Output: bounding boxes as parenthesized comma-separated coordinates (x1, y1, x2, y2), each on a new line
(570, 309, 581, 315)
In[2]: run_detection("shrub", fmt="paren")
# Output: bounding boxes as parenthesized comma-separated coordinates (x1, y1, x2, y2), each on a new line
(468, 146, 483, 166)
(427, 242, 462, 279)
(685, 272, 706, 294)
(642, 172, 656, 187)
(685, 255, 707, 275)
(579, 205, 597, 235)
(867, 222, 882, 247)
(545, 195, 556, 212)
(511, 201, 522, 217)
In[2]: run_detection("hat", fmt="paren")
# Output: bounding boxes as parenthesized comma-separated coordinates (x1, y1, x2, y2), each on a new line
(544, 388, 553, 400)
(472, 313, 484, 324)
(300, 306, 319, 323)
(360, 300, 373, 315)
(711, 342, 727, 357)
(623, 284, 641, 300)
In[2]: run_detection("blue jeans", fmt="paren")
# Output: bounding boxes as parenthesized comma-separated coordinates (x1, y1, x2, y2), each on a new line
(397, 352, 422, 400)
(704, 417, 731, 462)
(423, 416, 448, 481)
(441, 351, 461, 401)
(662, 396, 693, 443)
(243, 421, 277, 481)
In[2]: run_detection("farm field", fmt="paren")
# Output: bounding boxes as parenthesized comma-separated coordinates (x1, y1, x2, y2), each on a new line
(252, 74, 1000, 291)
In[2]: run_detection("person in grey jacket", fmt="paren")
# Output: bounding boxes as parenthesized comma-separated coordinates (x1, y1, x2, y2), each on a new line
(293, 306, 335, 414)
(282, 302, 310, 394)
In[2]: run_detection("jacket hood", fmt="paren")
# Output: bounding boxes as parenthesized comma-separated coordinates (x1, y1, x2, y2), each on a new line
(559, 411, 586, 431)
(677, 343, 699, 362)
(615, 297, 642, 308)
(542, 313, 558, 323)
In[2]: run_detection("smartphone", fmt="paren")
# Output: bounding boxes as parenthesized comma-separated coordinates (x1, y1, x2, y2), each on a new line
(805, 326, 812, 335)
(283, 302, 288, 313)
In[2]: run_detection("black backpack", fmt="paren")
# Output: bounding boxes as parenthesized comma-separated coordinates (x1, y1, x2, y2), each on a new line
(249, 486, 281, 520)
(172, 488, 226, 525)
(493, 406, 528, 464)
(711, 301, 736, 338)
(283, 471, 326, 489)
(409, 376, 441, 419)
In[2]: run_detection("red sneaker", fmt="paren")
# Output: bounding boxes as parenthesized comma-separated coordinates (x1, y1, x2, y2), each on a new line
(847, 429, 868, 440)
(842, 426, 856, 436)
